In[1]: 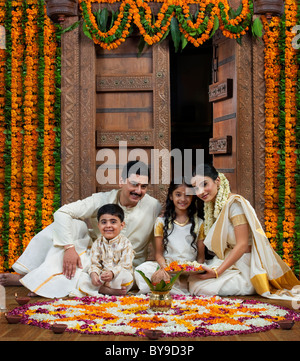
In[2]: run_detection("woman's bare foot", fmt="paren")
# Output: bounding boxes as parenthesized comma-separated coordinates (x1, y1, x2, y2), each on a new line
(98, 285, 127, 296)
(27, 292, 38, 297)
(0, 273, 22, 286)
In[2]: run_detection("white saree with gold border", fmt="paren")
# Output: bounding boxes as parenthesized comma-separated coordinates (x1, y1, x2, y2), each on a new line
(189, 195, 300, 300)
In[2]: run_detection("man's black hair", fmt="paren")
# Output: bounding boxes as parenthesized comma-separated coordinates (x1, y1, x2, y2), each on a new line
(121, 160, 150, 181)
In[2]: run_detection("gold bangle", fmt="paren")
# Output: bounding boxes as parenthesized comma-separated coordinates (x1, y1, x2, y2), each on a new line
(64, 244, 75, 252)
(212, 268, 218, 278)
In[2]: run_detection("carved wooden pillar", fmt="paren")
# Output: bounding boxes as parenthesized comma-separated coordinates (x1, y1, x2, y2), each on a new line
(60, 16, 81, 204)
(78, 25, 96, 200)
(252, 37, 266, 227)
(236, 33, 254, 206)
(60, 17, 96, 204)
(235, 32, 266, 227)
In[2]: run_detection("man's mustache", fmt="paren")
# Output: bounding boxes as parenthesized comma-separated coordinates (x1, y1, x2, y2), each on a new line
(130, 192, 141, 198)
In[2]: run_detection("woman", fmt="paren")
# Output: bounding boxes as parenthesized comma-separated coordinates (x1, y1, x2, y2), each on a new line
(189, 163, 300, 300)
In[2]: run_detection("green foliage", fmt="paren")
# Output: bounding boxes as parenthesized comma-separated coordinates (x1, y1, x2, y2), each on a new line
(136, 269, 183, 292)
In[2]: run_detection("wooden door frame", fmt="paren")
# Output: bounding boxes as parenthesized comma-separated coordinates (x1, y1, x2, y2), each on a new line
(60, 16, 265, 225)
(60, 16, 96, 204)
(236, 34, 266, 224)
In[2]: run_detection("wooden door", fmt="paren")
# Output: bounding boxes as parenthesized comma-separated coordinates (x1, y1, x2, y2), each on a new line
(209, 0, 265, 223)
(209, 30, 263, 221)
(61, 16, 170, 206)
(95, 37, 171, 204)
(209, 33, 237, 192)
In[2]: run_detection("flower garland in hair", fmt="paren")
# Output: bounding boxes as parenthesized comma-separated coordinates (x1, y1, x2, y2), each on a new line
(204, 173, 230, 235)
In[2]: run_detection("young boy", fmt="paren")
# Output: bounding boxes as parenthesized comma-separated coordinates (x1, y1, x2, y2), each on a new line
(74, 204, 135, 296)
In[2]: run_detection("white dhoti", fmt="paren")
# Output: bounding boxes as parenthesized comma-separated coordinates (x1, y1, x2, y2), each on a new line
(13, 220, 92, 298)
(73, 268, 134, 297)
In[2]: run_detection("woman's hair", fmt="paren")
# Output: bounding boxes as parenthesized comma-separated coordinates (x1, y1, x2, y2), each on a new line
(193, 163, 218, 180)
(162, 178, 198, 253)
(193, 163, 231, 236)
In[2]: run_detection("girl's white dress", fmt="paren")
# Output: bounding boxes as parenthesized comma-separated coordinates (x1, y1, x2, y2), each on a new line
(134, 216, 204, 294)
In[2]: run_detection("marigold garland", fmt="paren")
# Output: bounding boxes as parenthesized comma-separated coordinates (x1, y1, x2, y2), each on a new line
(0, 0, 61, 272)
(262, 15, 281, 251)
(22, 1, 39, 250)
(41, 8, 58, 228)
(79, 0, 254, 50)
(8, 2, 24, 268)
(263, 0, 300, 274)
(281, 0, 298, 270)
(0, 0, 6, 272)
(295, 1, 300, 275)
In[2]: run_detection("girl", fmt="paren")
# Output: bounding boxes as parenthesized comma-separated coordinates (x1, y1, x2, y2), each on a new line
(189, 163, 300, 300)
(135, 179, 205, 294)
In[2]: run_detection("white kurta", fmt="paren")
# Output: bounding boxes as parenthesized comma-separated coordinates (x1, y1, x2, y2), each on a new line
(13, 190, 161, 298)
(135, 216, 204, 295)
(73, 234, 135, 296)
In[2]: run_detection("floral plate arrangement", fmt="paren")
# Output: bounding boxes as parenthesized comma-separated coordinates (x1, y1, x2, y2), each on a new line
(164, 261, 205, 275)
(6, 294, 300, 338)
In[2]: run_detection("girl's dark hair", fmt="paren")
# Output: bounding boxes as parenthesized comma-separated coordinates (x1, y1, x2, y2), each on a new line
(97, 203, 124, 222)
(193, 163, 219, 181)
(162, 178, 198, 253)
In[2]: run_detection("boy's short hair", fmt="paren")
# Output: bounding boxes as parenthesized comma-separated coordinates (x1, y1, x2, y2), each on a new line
(97, 204, 125, 222)
(121, 160, 150, 181)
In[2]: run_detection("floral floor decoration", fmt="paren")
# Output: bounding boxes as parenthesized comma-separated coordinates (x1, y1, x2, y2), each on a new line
(7, 294, 300, 338)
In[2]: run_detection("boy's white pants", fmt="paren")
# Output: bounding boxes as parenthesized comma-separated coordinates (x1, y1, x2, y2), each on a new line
(72, 269, 133, 297)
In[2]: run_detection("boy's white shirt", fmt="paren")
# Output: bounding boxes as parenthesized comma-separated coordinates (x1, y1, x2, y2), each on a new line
(89, 234, 135, 278)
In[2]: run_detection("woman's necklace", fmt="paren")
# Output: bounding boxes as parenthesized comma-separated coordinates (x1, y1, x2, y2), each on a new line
(174, 217, 189, 227)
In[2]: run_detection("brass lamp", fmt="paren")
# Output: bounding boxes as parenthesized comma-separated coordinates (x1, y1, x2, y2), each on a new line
(253, 0, 284, 19)
(45, 0, 78, 23)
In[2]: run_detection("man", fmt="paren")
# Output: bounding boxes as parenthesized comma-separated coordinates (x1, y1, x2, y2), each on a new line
(0, 161, 161, 298)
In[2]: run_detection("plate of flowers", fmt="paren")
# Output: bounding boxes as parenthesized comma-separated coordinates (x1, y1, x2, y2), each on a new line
(164, 261, 205, 275)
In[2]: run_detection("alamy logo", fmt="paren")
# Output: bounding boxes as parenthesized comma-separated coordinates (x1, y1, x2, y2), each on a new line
(292, 25, 300, 50)
(0, 285, 6, 311)
(0, 25, 6, 50)
(96, 141, 204, 187)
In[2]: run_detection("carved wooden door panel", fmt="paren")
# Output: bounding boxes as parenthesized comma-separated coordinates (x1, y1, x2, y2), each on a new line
(209, 34, 238, 192)
(95, 37, 171, 204)
(209, 31, 260, 217)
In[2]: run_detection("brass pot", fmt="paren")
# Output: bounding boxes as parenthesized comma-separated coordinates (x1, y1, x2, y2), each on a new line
(149, 291, 172, 312)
